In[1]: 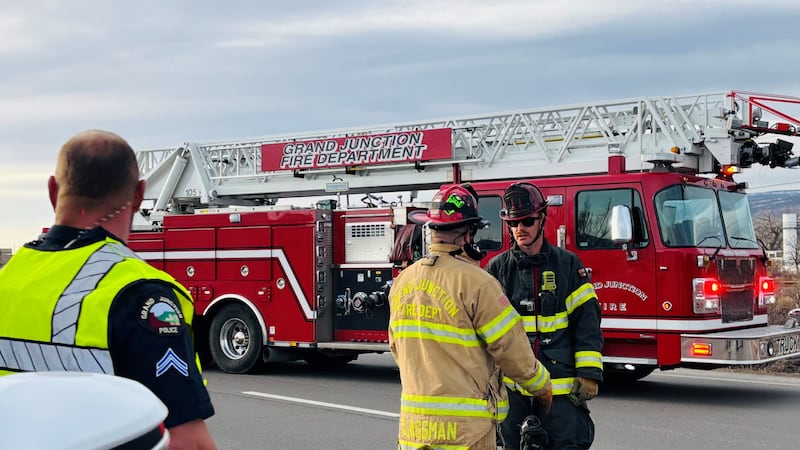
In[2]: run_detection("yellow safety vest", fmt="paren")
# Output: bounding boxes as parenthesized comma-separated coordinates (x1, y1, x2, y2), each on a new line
(0, 237, 197, 376)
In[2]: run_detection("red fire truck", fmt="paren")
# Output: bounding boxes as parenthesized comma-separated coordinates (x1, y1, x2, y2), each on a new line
(129, 90, 800, 378)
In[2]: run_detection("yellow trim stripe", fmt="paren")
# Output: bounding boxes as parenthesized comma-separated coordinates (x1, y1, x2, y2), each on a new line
(477, 305, 521, 344)
(522, 312, 568, 333)
(391, 319, 480, 347)
(401, 393, 505, 420)
(566, 283, 597, 314)
(575, 350, 603, 369)
(399, 440, 469, 450)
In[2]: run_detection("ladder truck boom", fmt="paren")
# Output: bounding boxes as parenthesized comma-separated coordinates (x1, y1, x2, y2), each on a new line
(136, 90, 799, 225)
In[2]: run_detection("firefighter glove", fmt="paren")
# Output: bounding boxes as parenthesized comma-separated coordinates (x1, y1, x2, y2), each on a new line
(571, 376, 599, 401)
(533, 379, 553, 415)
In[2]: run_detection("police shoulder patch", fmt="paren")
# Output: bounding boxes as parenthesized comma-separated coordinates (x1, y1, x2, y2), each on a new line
(139, 296, 185, 336)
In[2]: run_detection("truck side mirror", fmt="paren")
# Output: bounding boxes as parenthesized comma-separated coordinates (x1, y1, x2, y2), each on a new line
(610, 205, 633, 244)
(610, 205, 637, 261)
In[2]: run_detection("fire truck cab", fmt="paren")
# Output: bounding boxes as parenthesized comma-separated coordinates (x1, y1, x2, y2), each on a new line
(129, 90, 800, 376)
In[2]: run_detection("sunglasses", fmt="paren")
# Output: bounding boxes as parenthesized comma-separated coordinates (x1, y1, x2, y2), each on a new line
(507, 216, 541, 228)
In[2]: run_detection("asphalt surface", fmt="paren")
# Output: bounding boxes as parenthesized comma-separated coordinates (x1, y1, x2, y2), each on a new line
(203, 353, 800, 449)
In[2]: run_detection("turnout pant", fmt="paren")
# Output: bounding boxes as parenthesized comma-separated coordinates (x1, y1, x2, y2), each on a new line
(498, 389, 595, 449)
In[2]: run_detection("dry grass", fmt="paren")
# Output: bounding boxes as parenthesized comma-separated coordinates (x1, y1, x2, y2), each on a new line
(749, 273, 800, 375)
(768, 273, 800, 325)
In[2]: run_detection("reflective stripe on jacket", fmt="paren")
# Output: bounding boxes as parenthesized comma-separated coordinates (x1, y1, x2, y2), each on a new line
(390, 243, 549, 449)
(0, 237, 195, 376)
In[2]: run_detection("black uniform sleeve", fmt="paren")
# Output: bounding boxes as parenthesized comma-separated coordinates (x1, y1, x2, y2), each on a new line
(109, 281, 215, 428)
(566, 256, 604, 382)
(485, 254, 504, 281)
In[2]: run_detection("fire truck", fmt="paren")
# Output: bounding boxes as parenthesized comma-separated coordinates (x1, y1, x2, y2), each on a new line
(129, 90, 800, 378)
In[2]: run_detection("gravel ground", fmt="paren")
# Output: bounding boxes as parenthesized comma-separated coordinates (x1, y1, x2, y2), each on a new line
(724, 357, 800, 377)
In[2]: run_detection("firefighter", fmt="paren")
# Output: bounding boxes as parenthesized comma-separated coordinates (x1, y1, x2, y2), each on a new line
(487, 182, 603, 450)
(0, 130, 217, 450)
(389, 184, 552, 450)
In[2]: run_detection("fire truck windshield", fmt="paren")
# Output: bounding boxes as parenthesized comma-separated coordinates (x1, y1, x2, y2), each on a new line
(654, 185, 758, 249)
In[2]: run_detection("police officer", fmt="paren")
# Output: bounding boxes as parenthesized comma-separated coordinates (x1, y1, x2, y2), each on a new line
(487, 182, 603, 450)
(0, 130, 217, 450)
(389, 184, 552, 450)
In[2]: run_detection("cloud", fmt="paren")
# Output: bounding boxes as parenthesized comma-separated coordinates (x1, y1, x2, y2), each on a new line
(214, 0, 798, 48)
(2, 0, 800, 250)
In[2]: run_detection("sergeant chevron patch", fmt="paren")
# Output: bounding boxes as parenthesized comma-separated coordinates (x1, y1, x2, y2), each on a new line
(156, 348, 189, 377)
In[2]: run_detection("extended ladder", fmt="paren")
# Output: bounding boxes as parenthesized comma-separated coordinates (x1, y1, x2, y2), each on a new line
(136, 90, 800, 214)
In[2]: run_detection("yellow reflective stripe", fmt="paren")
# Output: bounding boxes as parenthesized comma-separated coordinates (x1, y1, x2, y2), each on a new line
(391, 319, 480, 347)
(565, 283, 597, 314)
(552, 377, 575, 396)
(476, 305, 520, 344)
(575, 350, 603, 369)
(401, 394, 494, 418)
(496, 397, 509, 421)
(502, 363, 550, 397)
(505, 377, 573, 397)
(522, 312, 568, 333)
(537, 312, 567, 333)
(519, 363, 550, 394)
(399, 440, 469, 450)
(522, 316, 538, 333)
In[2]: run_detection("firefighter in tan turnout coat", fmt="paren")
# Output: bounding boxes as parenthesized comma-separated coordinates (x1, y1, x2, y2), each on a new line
(389, 184, 552, 450)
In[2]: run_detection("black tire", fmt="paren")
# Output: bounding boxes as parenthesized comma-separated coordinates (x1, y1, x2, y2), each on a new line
(209, 303, 264, 374)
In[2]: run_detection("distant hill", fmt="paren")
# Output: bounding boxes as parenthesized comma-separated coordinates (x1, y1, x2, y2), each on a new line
(748, 190, 800, 217)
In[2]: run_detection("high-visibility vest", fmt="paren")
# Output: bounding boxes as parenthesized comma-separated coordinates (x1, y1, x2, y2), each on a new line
(0, 237, 197, 376)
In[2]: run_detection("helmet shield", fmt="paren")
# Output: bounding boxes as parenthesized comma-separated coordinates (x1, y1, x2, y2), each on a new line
(499, 182, 547, 221)
(408, 185, 483, 231)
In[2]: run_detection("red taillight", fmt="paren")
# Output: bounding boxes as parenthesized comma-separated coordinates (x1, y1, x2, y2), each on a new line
(704, 279, 721, 297)
(693, 277, 721, 314)
(758, 276, 776, 307)
(760, 277, 775, 293)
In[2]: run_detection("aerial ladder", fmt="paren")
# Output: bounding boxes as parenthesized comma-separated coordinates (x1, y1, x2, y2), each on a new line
(135, 90, 800, 228)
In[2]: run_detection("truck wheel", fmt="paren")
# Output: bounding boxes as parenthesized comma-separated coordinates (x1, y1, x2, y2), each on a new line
(209, 304, 264, 374)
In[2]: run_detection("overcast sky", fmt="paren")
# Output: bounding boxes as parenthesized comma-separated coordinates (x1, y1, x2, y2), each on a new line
(2, 0, 800, 249)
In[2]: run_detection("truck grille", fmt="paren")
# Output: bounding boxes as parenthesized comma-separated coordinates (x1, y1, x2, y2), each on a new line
(716, 258, 755, 323)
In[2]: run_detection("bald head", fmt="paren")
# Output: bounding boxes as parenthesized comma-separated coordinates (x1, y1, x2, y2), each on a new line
(54, 130, 140, 205)
(49, 130, 144, 239)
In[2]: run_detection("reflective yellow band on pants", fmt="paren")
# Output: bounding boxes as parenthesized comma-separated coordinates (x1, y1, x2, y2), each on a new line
(401, 393, 508, 420)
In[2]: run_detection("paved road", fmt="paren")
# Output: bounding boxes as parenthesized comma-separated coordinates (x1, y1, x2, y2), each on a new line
(203, 353, 800, 449)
